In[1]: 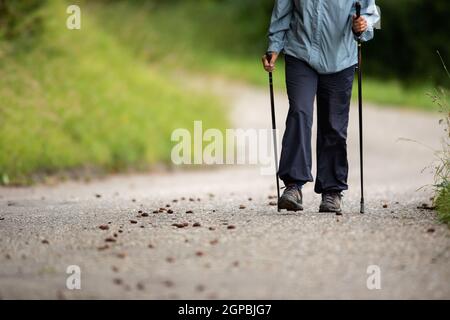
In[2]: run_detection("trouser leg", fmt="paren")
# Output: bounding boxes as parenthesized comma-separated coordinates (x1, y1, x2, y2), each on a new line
(279, 55, 318, 187)
(314, 65, 355, 194)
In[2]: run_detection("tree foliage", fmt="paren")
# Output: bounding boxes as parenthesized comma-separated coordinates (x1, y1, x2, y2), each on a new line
(1, 0, 449, 84)
(0, 0, 47, 40)
(365, 0, 450, 84)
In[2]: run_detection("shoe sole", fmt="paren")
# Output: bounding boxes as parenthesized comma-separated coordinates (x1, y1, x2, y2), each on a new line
(278, 197, 303, 212)
(319, 206, 342, 214)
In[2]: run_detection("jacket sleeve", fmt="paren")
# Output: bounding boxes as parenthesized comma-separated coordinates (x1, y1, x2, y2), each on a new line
(355, 0, 380, 42)
(267, 0, 294, 53)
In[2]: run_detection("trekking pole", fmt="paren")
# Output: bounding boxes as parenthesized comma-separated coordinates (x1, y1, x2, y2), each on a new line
(266, 52, 281, 212)
(355, 2, 365, 214)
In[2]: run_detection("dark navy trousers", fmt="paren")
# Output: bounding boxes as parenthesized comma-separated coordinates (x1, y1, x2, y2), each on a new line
(279, 55, 355, 194)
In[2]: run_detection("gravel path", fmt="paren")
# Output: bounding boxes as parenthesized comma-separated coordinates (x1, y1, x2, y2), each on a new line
(0, 80, 449, 299)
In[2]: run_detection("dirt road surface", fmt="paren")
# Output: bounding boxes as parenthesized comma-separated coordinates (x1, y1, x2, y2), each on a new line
(1, 80, 448, 299)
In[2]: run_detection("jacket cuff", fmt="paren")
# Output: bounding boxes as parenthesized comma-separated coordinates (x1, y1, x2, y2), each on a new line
(353, 25, 374, 42)
(267, 42, 283, 54)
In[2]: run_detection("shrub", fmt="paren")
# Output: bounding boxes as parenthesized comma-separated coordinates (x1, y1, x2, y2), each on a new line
(0, 0, 47, 40)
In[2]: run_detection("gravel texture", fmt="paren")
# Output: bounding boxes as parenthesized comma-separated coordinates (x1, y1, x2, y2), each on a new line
(0, 82, 449, 299)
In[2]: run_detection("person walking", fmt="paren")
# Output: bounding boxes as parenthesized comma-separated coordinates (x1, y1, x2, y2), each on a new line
(262, 0, 380, 213)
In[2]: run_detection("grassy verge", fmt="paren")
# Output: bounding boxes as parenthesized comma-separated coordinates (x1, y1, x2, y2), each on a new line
(436, 185, 450, 224)
(0, 0, 227, 185)
(429, 58, 450, 224)
(434, 102, 450, 224)
(91, 1, 438, 111)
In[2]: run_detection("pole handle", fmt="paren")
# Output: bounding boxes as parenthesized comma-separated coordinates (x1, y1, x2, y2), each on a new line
(355, 2, 362, 38)
(266, 52, 272, 62)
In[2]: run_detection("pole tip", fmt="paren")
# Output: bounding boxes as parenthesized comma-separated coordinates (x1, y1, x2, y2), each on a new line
(360, 203, 365, 214)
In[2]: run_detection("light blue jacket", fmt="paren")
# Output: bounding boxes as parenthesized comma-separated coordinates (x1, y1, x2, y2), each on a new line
(268, 0, 380, 74)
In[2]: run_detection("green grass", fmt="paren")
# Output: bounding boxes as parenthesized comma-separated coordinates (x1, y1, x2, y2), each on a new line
(0, 0, 442, 184)
(436, 184, 450, 224)
(351, 79, 437, 111)
(90, 1, 438, 111)
(432, 77, 450, 224)
(0, 0, 227, 184)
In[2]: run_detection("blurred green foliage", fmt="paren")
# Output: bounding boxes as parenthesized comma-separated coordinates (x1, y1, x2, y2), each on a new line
(0, 0, 47, 40)
(365, 0, 450, 85)
(1, 0, 449, 183)
(88, 0, 440, 110)
(2, 0, 448, 84)
(0, 0, 227, 184)
(107, 0, 449, 85)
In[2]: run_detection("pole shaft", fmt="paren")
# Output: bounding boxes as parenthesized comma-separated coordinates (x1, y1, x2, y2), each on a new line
(269, 72, 281, 212)
(355, 2, 365, 214)
(357, 41, 365, 214)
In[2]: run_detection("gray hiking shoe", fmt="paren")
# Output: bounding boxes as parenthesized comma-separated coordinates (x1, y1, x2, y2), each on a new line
(319, 192, 343, 213)
(278, 185, 303, 212)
